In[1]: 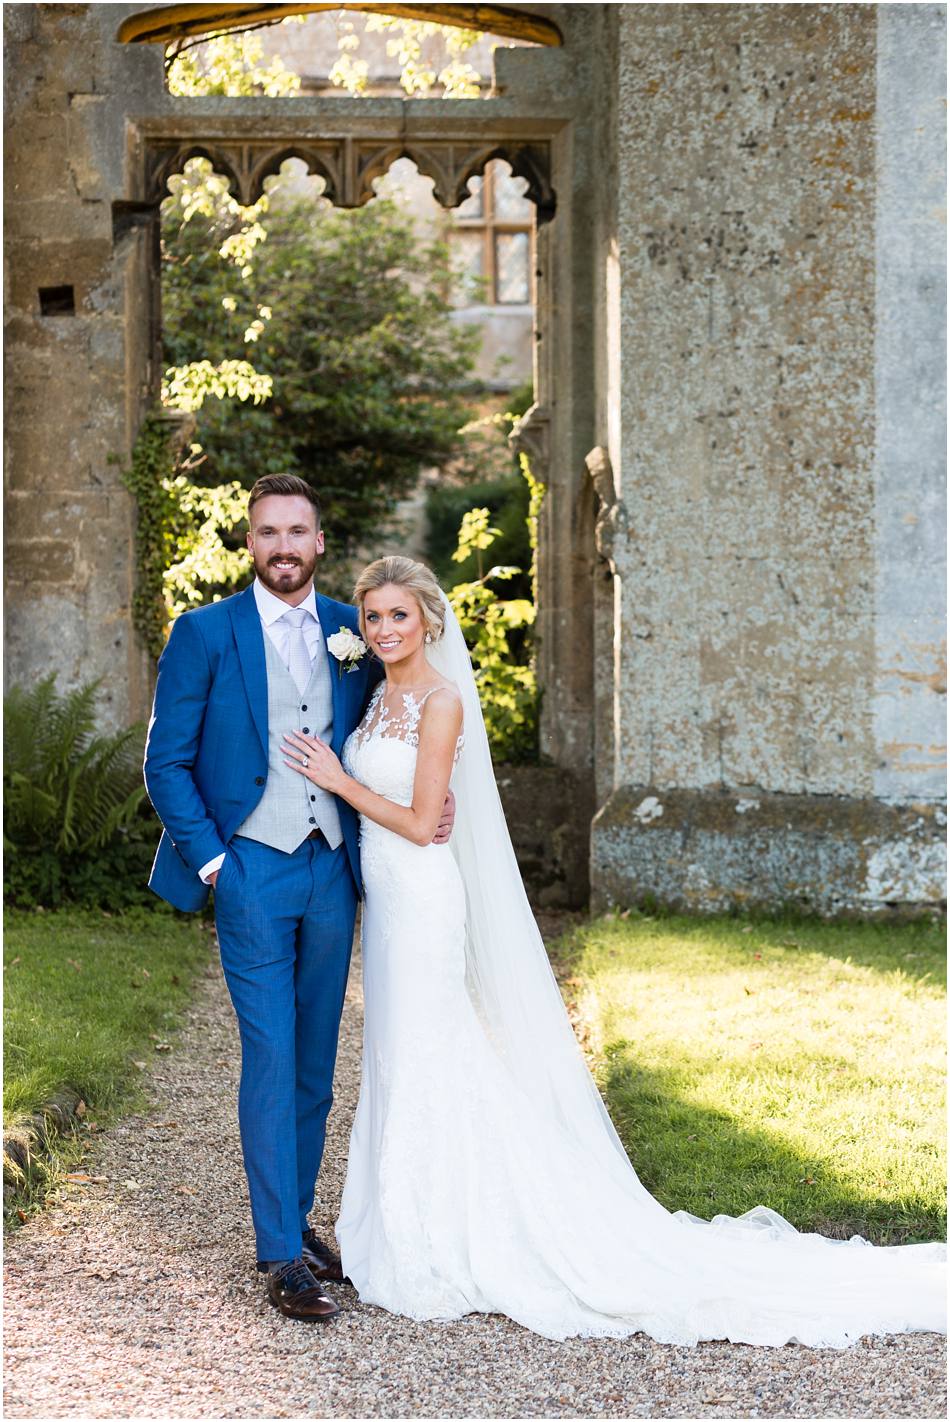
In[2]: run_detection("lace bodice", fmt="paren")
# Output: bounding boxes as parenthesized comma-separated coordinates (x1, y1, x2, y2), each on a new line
(351, 682, 460, 753)
(343, 682, 464, 812)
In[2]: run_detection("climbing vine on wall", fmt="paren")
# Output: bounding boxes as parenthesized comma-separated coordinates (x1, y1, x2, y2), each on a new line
(520, 451, 544, 604)
(120, 415, 180, 659)
(121, 413, 251, 658)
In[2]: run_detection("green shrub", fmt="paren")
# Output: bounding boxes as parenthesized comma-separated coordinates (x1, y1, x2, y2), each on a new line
(427, 473, 531, 590)
(3, 678, 159, 910)
(162, 164, 480, 582)
(425, 380, 535, 589)
(448, 506, 539, 764)
(3, 817, 160, 912)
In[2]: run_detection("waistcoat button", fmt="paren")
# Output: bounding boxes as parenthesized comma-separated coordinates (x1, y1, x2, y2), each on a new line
(302, 727, 310, 734)
(301, 704, 308, 711)
(308, 817, 316, 825)
(254, 776, 265, 786)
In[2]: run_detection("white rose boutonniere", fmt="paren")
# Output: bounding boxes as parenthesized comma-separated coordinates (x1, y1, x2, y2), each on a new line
(326, 626, 368, 678)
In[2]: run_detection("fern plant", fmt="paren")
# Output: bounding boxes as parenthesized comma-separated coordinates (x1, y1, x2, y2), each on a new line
(4, 678, 155, 907)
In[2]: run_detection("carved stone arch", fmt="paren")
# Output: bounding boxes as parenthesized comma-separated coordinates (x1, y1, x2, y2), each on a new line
(142, 133, 556, 220)
(349, 140, 556, 220)
(118, 4, 564, 49)
(454, 143, 556, 223)
(355, 143, 449, 209)
(149, 141, 245, 204)
(450, 143, 512, 207)
(247, 144, 342, 206)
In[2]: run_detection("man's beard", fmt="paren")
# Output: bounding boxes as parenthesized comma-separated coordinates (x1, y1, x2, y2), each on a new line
(255, 551, 317, 596)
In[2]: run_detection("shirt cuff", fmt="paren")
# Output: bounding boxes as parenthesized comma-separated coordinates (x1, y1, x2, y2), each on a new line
(198, 852, 225, 885)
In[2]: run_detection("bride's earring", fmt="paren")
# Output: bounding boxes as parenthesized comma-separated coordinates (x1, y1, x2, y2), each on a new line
(425, 631, 432, 644)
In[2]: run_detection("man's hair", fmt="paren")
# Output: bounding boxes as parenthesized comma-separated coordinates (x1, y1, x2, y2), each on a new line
(247, 474, 321, 526)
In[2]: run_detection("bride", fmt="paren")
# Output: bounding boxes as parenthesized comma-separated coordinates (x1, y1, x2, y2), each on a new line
(283, 555, 946, 1348)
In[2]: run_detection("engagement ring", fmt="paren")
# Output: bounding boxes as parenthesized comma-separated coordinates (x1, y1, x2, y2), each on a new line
(302, 755, 309, 768)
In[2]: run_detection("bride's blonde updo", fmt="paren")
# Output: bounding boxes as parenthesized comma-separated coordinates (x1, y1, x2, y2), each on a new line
(353, 556, 446, 645)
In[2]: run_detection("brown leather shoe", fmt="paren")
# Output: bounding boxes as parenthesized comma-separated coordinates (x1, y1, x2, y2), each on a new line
(266, 1259, 340, 1321)
(301, 1228, 348, 1284)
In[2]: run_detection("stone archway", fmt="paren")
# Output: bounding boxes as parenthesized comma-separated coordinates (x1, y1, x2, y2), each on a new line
(3, 2, 611, 904)
(116, 3, 565, 49)
(122, 4, 606, 902)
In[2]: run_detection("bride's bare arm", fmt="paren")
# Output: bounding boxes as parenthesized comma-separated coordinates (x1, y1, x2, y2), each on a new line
(282, 688, 463, 847)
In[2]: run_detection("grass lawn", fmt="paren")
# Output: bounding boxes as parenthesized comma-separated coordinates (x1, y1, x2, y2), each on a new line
(556, 911, 946, 1246)
(4, 906, 214, 1220)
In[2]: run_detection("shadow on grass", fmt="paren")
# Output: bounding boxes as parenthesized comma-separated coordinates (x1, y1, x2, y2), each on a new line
(599, 1048, 947, 1248)
(561, 908, 947, 991)
(733, 911, 947, 991)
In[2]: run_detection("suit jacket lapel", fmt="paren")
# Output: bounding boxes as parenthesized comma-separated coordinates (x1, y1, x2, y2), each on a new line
(230, 584, 268, 756)
(315, 593, 347, 755)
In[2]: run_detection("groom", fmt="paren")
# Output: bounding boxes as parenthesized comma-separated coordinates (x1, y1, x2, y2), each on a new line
(144, 473, 453, 1321)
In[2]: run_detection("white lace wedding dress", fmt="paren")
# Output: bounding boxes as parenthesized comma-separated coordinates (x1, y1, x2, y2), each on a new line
(335, 615, 946, 1348)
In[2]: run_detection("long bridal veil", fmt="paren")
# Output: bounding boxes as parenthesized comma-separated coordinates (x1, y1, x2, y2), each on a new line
(427, 592, 638, 1169)
(427, 592, 945, 1348)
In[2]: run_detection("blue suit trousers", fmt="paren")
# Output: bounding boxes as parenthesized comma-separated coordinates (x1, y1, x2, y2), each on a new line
(213, 833, 358, 1265)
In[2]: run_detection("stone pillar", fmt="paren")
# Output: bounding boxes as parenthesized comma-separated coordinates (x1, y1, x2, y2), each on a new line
(869, 3, 947, 899)
(591, 2, 945, 913)
(496, 12, 606, 783)
(3, 3, 164, 729)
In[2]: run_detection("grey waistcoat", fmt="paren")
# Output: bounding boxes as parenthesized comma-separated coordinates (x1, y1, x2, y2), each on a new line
(235, 630, 343, 853)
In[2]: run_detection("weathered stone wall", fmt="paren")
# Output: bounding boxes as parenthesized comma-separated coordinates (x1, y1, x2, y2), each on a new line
(496, 765, 594, 909)
(591, 2, 946, 913)
(2, 3, 604, 910)
(4, 3, 943, 913)
(3, 3, 163, 729)
(871, 5, 947, 847)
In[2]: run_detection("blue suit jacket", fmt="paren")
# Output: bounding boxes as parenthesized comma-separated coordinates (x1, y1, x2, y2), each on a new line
(144, 583, 383, 912)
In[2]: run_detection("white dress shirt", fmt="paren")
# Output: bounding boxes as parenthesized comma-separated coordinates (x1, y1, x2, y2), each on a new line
(198, 579, 322, 884)
(252, 576, 323, 665)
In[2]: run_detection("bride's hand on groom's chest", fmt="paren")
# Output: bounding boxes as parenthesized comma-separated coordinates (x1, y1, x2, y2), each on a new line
(281, 730, 346, 794)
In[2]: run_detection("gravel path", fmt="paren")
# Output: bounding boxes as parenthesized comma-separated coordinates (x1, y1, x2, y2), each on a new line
(4, 932, 946, 1420)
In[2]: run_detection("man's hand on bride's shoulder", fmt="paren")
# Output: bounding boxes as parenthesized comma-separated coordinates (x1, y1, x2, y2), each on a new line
(432, 787, 456, 845)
